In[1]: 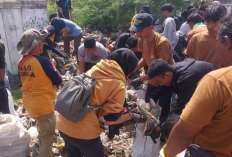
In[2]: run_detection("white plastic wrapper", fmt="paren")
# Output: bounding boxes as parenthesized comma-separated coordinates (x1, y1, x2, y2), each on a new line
(0, 114, 30, 157)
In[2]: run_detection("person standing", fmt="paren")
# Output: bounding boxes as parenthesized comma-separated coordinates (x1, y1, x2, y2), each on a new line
(17, 29, 62, 157)
(129, 13, 174, 125)
(0, 35, 9, 114)
(161, 3, 181, 31)
(50, 14, 82, 60)
(186, 4, 227, 67)
(56, 0, 72, 19)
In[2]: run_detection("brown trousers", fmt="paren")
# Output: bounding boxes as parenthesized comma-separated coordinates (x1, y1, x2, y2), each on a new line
(35, 113, 56, 157)
(64, 33, 83, 61)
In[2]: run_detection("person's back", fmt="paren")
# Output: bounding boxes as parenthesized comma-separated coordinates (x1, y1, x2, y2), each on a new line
(17, 29, 62, 157)
(62, 18, 82, 37)
(19, 55, 61, 117)
(181, 66, 232, 156)
(113, 33, 131, 51)
(171, 59, 218, 113)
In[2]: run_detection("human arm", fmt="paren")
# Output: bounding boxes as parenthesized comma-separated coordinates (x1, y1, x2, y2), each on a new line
(164, 119, 203, 156)
(164, 75, 226, 156)
(36, 56, 62, 86)
(0, 43, 5, 81)
(105, 113, 132, 125)
(185, 35, 196, 58)
(78, 46, 85, 74)
(79, 61, 85, 74)
(135, 58, 147, 71)
(62, 27, 70, 37)
(0, 68, 4, 81)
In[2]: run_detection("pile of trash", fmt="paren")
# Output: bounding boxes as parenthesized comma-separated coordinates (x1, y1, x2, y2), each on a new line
(2, 31, 164, 156)
(5, 88, 161, 157)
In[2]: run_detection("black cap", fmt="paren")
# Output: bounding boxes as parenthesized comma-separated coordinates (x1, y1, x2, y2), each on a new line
(49, 13, 58, 22)
(84, 37, 96, 48)
(129, 13, 153, 32)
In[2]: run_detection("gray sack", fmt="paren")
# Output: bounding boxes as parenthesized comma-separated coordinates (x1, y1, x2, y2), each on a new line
(55, 74, 104, 122)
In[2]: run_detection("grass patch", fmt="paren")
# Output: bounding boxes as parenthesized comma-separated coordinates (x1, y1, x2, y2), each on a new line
(11, 83, 22, 104)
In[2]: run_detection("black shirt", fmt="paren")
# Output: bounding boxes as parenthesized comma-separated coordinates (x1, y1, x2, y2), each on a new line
(151, 59, 218, 115)
(113, 33, 131, 51)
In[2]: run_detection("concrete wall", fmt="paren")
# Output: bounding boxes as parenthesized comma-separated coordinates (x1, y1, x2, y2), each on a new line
(0, 0, 48, 84)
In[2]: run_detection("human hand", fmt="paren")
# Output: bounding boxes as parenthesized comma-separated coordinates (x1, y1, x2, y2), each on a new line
(130, 113, 146, 123)
(130, 78, 142, 89)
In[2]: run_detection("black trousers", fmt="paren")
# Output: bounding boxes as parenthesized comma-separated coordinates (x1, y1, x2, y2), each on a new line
(145, 84, 172, 124)
(60, 131, 105, 157)
(58, 8, 70, 19)
(0, 88, 9, 114)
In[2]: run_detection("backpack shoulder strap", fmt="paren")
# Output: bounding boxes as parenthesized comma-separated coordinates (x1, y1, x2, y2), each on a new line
(90, 102, 107, 111)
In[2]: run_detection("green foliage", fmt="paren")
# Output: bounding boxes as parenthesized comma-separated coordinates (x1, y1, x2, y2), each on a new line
(11, 83, 22, 104)
(47, 0, 199, 28)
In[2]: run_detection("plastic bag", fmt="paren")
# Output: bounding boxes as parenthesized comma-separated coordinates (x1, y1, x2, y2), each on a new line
(7, 89, 19, 118)
(0, 114, 30, 157)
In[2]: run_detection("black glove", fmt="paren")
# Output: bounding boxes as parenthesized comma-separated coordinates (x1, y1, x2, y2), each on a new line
(59, 36, 65, 41)
(130, 78, 142, 89)
(0, 81, 9, 114)
(130, 113, 146, 123)
(149, 128, 161, 144)
(107, 124, 122, 140)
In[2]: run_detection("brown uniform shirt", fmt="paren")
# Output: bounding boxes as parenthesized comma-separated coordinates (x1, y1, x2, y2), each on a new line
(57, 60, 126, 140)
(181, 66, 232, 157)
(138, 32, 174, 86)
(186, 30, 220, 67)
(187, 26, 207, 42)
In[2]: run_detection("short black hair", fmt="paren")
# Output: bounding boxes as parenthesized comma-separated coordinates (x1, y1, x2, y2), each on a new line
(178, 16, 185, 23)
(84, 37, 96, 48)
(218, 12, 232, 43)
(126, 36, 138, 49)
(187, 12, 203, 24)
(188, 8, 197, 15)
(148, 59, 173, 79)
(204, 4, 227, 22)
(187, 6, 193, 10)
(181, 11, 189, 20)
(161, 113, 180, 139)
(161, 3, 173, 13)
